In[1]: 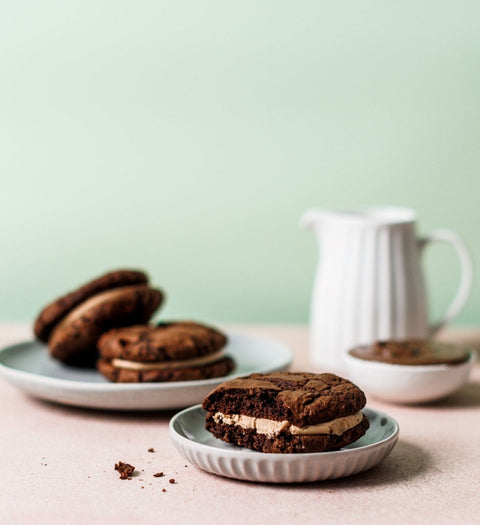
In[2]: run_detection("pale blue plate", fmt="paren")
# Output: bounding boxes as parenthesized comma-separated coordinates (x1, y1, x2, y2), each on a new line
(0, 333, 292, 410)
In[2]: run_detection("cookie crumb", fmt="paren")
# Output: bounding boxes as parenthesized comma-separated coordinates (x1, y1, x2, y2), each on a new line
(153, 472, 164, 478)
(148, 448, 155, 453)
(169, 478, 175, 484)
(162, 489, 167, 492)
(184, 465, 188, 468)
(115, 462, 135, 480)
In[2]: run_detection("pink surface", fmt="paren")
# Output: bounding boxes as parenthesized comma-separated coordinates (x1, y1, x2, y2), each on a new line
(1, 323, 480, 525)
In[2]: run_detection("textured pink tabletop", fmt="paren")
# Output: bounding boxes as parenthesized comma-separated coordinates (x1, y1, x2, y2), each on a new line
(1, 323, 480, 525)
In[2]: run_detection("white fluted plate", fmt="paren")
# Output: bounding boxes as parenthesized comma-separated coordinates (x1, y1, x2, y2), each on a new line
(169, 405, 399, 483)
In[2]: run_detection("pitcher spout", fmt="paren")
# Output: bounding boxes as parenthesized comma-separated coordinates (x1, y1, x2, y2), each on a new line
(300, 209, 325, 231)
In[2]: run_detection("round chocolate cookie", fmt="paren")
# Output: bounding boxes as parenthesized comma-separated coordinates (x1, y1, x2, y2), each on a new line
(96, 321, 232, 383)
(34, 269, 148, 342)
(48, 285, 163, 364)
(202, 372, 369, 453)
(97, 321, 227, 362)
(349, 340, 471, 366)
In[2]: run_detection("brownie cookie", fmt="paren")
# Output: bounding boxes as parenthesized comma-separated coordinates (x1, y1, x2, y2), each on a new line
(98, 322, 227, 361)
(97, 321, 233, 383)
(349, 340, 471, 366)
(202, 372, 369, 453)
(34, 269, 148, 342)
(34, 270, 163, 365)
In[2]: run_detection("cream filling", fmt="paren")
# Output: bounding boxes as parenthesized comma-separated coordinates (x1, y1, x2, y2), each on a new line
(213, 411, 363, 437)
(112, 349, 225, 370)
(55, 286, 144, 329)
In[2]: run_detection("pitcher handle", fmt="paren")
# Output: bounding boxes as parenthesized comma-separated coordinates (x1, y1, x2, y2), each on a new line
(419, 229, 473, 336)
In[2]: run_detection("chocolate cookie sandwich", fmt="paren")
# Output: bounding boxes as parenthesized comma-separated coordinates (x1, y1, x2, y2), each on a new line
(202, 372, 369, 453)
(34, 269, 163, 365)
(97, 321, 234, 382)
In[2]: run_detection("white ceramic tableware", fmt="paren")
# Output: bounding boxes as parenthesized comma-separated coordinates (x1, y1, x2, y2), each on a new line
(0, 333, 292, 410)
(169, 405, 399, 483)
(301, 207, 473, 371)
(343, 350, 476, 404)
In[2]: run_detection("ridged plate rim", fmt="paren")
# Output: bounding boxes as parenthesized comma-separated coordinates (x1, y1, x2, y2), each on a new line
(169, 405, 400, 483)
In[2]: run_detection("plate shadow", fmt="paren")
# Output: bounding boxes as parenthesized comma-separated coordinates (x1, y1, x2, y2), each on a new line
(206, 440, 431, 489)
(416, 380, 480, 409)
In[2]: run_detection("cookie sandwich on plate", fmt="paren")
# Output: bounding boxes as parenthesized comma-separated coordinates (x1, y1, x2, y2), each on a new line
(202, 371, 369, 453)
(97, 321, 234, 382)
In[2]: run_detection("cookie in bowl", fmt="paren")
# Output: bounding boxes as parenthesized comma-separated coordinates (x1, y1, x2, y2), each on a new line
(34, 269, 163, 365)
(97, 321, 234, 382)
(202, 372, 369, 453)
(345, 340, 475, 403)
(349, 340, 471, 365)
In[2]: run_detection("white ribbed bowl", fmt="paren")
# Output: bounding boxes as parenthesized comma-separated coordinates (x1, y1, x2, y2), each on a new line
(169, 405, 399, 483)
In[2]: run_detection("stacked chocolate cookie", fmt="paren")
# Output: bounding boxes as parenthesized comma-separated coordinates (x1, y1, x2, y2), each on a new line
(34, 269, 232, 382)
(34, 270, 162, 366)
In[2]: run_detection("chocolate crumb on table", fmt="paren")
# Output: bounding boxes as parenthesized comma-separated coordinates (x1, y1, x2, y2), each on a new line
(169, 479, 175, 484)
(162, 489, 167, 493)
(148, 448, 155, 453)
(114, 462, 135, 480)
(153, 472, 164, 478)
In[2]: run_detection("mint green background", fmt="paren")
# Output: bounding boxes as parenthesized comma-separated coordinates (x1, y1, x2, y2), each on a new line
(0, 1, 479, 325)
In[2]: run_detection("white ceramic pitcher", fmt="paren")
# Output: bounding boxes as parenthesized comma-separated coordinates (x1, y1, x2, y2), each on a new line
(301, 207, 473, 371)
